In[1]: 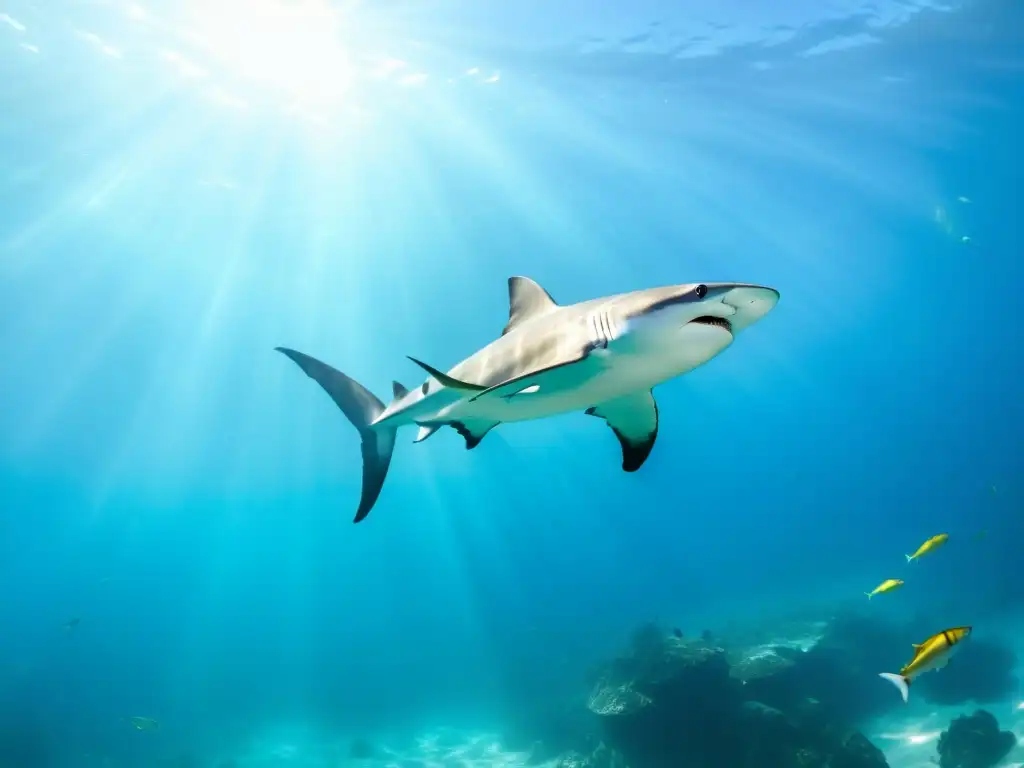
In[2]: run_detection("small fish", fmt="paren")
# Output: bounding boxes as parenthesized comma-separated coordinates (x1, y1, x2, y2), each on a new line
(906, 533, 948, 563)
(126, 716, 159, 731)
(961, 235, 971, 244)
(864, 579, 904, 600)
(672, 628, 683, 639)
(957, 196, 971, 204)
(62, 618, 80, 632)
(974, 529, 988, 541)
(990, 485, 997, 495)
(879, 626, 971, 703)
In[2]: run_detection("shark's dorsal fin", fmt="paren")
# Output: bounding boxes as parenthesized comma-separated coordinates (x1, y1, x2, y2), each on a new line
(407, 357, 486, 392)
(503, 276, 558, 336)
(392, 381, 409, 398)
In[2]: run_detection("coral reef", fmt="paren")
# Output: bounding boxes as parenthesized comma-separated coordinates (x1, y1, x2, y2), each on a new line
(50, 612, 1019, 768)
(581, 618, 893, 768)
(936, 710, 1016, 768)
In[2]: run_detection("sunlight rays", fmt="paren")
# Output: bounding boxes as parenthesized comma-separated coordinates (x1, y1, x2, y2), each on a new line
(91, 127, 295, 506)
(0, 93, 240, 269)
(0, 0, 972, 579)
(183, 0, 354, 108)
(393, 86, 633, 282)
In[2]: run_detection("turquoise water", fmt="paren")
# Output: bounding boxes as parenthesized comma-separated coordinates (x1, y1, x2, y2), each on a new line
(1, 0, 1021, 766)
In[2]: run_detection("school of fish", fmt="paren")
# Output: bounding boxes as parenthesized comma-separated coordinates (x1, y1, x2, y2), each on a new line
(869, 531, 973, 703)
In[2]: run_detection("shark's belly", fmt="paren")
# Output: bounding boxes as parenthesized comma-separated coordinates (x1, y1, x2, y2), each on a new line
(422, 322, 735, 426)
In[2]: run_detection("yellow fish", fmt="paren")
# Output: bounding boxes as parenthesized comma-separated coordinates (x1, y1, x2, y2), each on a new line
(879, 626, 971, 703)
(864, 579, 903, 600)
(905, 533, 948, 563)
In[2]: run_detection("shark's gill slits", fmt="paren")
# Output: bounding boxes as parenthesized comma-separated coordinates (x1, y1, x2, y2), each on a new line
(691, 316, 733, 332)
(589, 311, 611, 350)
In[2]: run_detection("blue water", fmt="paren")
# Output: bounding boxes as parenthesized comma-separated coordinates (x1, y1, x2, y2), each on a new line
(1, 0, 1021, 766)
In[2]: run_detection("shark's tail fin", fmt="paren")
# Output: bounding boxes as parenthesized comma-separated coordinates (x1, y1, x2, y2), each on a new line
(276, 347, 397, 523)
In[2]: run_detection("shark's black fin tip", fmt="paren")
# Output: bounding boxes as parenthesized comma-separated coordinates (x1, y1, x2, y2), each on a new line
(587, 392, 659, 473)
(622, 453, 646, 472)
(448, 420, 498, 450)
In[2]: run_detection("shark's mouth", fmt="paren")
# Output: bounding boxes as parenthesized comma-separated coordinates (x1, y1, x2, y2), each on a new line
(690, 316, 733, 333)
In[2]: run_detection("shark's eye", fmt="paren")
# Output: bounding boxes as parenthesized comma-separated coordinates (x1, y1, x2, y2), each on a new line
(695, 284, 708, 299)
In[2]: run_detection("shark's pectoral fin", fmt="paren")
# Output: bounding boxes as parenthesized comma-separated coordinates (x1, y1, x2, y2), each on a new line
(585, 391, 659, 472)
(467, 355, 594, 403)
(448, 420, 499, 449)
(407, 357, 487, 392)
(502, 276, 559, 336)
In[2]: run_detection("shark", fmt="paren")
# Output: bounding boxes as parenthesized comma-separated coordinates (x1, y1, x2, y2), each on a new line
(277, 276, 779, 523)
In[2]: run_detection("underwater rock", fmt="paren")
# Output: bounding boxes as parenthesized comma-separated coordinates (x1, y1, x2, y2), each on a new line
(556, 750, 591, 768)
(582, 619, 892, 768)
(740, 612, 910, 726)
(727, 642, 804, 683)
(915, 638, 1018, 705)
(936, 710, 1016, 768)
(586, 624, 734, 716)
(721, 614, 833, 656)
(829, 732, 890, 768)
(586, 624, 740, 767)
(732, 697, 887, 768)
(587, 683, 653, 716)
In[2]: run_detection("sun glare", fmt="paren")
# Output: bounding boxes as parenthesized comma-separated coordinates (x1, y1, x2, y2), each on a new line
(186, 0, 354, 105)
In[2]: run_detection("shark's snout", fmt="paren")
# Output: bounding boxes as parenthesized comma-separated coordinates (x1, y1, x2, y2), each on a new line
(719, 285, 779, 333)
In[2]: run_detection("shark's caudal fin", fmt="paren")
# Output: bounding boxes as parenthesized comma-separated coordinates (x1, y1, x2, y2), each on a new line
(878, 672, 910, 703)
(276, 347, 396, 523)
